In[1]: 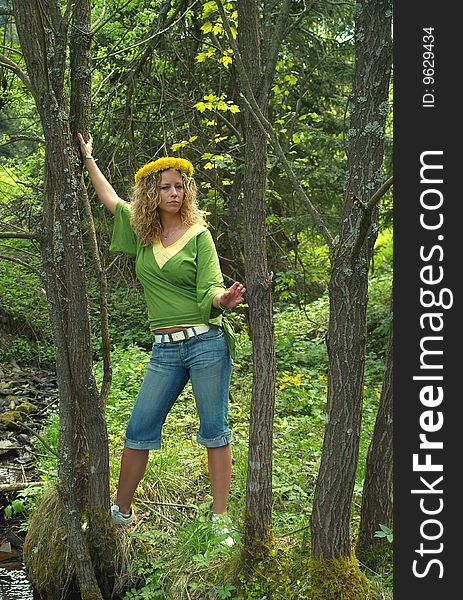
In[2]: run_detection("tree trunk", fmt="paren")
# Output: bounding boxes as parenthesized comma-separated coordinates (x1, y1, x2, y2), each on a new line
(310, 0, 392, 570)
(12, 1, 115, 597)
(357, 306, 393, 566)
(237, 0, 276, 559)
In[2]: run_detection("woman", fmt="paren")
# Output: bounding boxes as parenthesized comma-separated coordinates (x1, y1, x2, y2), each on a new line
(77, 133, 245, 546)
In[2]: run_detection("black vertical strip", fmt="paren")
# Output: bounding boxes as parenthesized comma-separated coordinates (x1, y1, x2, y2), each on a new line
(394, 3, 460, 598)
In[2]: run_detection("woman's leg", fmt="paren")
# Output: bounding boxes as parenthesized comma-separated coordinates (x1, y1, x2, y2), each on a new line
(187, 328, 233, 514)
(207, 444, 232, 514)
(115, 447, 149, 514)
(116, 342, 188, 515)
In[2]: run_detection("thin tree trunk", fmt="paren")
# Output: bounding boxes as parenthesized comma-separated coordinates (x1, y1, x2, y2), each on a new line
(237, 0, 276, 558)
(357, 305, 393, 564)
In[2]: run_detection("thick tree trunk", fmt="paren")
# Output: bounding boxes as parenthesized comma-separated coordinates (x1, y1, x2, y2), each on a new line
(357, 310, 393, 564)
(237, 0, 276, 558)
(310, 0, 392, 562)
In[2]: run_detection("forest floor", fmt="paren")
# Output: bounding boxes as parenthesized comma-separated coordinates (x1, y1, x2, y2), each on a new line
(0, 339, 393, 599)
(0, 361, 58, 592)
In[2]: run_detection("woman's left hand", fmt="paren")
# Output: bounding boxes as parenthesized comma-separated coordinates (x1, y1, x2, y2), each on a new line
(218, 282, 246, 310)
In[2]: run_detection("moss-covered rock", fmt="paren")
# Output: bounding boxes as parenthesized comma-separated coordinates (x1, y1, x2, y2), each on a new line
(0, 410, 23, 429)
(17, 400, 36, 415)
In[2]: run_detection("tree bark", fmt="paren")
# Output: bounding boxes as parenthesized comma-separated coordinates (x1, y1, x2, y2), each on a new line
(357, 304, 393, 563)
(12, 1, 115, 597)
(237, 0, 275, 558)
(310, 0, 392, 560)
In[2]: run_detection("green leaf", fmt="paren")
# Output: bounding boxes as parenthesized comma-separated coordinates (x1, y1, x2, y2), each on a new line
(202, 1, 218, 19)
(12, 499, 25, 513)
(374, 524, 393, 542)
(220, 55, 233, 67)
(201, 22, 213, 34)
(171, 140, 189, 151)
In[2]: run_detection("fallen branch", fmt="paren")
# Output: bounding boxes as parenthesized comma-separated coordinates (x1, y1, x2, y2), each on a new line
(0, 481, 46, 492)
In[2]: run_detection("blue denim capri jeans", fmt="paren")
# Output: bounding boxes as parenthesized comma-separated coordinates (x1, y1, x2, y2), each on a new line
(124, 327, 233, 450)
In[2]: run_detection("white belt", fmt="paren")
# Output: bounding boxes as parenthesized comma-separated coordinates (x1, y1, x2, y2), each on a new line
(154, 325, 210, 344)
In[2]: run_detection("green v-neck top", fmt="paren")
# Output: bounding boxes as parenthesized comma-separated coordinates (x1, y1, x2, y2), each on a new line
(109, 200, 235, 357)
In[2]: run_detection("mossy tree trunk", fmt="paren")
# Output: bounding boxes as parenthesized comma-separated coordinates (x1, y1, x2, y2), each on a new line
(12, 1, 115, 597)
(357, 305, 393, 566)
(310, 0, 392, 569)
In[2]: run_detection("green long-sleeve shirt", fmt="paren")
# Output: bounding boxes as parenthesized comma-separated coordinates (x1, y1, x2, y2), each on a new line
(109, 201, 235, 357)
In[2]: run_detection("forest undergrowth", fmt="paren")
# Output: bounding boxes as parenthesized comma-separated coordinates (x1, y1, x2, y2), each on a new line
(1, 231, 393, 599)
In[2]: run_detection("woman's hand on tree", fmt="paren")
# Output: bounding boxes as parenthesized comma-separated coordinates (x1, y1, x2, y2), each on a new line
(77, 132, 93, 159)
(218, 282, 246, 310)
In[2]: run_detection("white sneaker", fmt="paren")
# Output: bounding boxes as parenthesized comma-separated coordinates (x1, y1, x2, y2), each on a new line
(111, 504, 134, 526)
(211, 513, 235, 547)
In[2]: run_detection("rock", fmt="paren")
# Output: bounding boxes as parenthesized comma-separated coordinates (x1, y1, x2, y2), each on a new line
(15, 434, 30, 446)
(0, 382, 12, 394)
(0, 440, 19, 458)
(0, 542, 17, 562)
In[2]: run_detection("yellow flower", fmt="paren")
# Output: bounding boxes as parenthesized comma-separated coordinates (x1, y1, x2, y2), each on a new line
(136, 363, 145, 370)
(279, 384, 286, 391)
(134, 157, 194, 182)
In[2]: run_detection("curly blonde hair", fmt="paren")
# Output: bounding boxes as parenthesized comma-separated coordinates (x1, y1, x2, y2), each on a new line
(129, 169, 206, 246)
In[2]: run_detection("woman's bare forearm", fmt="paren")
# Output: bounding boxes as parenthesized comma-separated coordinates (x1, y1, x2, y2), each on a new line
(84, 157, 121, 215)
(77, 132, 120, 215)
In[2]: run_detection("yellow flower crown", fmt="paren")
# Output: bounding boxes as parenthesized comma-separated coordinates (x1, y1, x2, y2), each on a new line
(134, 157, 194, 182)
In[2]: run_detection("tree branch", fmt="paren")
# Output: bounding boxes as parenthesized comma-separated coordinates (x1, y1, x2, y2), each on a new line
(92, 0, 106, 30)
(0, 134, 45, 147)
(91, 0, 133, 35)
(0, 231, 40, 240)
(94, 0, 197, 61)
(350, 175, 393, 264)
(80, 179, 112, 408)
(0, 253, 42, 277)
(121, 0, 190, 132)
(282, 0, 319, 39)
(216, 0, 333, 247)
(17, 421, 59, 458)
(261, 0, 292, 98)
(0, 482, 46, 493)
(0, 53, 32, 92)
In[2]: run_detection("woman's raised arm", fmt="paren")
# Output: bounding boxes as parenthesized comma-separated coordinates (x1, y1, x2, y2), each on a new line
(77, 132, 121, 215)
